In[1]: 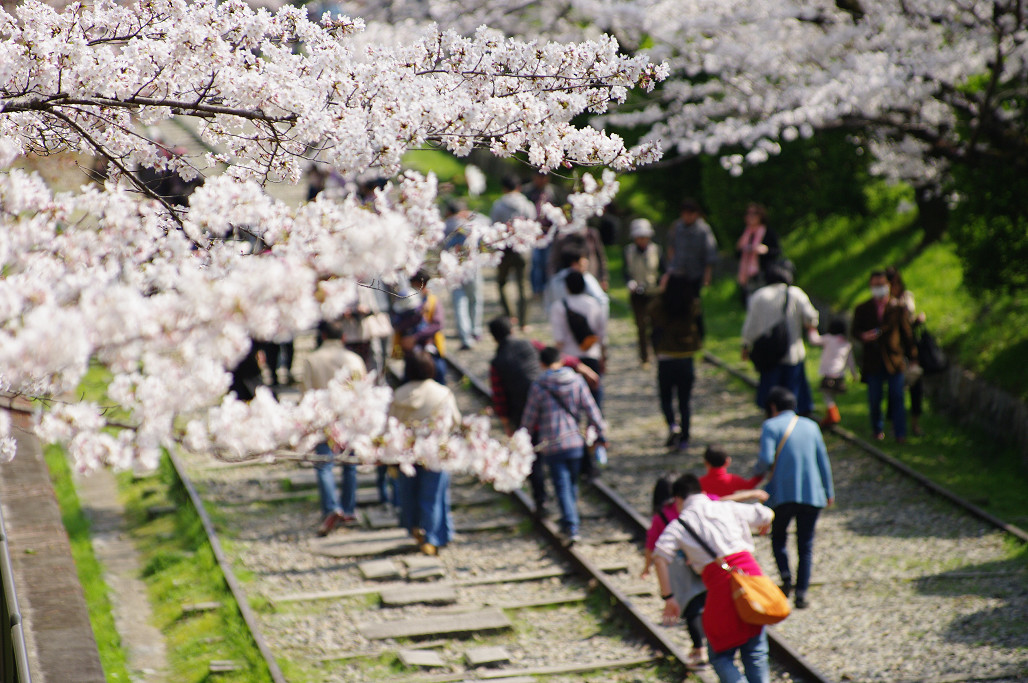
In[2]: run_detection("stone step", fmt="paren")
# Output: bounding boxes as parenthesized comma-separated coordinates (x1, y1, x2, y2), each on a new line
(359, 608, 512, 640)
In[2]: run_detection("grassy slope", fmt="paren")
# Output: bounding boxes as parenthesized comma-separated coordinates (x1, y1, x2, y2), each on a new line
(441, 147, 1028, 527)
(54, 365, 275, 682)
(120, 460, 276, 683)
(678, 183, 1028, 529)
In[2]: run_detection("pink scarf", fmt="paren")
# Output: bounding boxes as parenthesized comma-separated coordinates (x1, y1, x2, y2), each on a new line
(736, 224, 766, 285)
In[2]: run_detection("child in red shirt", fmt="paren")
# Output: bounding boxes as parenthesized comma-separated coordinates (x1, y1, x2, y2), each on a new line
(698, 445, 763, 497)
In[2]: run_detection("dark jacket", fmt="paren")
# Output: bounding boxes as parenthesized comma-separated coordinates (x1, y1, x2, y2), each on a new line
(851, 298, 917, 377)
(490, 338, 540, 426)
(647, 295, 702, 357)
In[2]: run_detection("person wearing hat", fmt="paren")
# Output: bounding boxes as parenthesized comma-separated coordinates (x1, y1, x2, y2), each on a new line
(624, 218, 665, 367)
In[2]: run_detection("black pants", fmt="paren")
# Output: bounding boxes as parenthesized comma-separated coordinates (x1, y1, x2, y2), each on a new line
(658, 356, 695, 441)
(630, 292, 655, 363)
(496, 250, 527, 325)
(682, 591, 707, 650)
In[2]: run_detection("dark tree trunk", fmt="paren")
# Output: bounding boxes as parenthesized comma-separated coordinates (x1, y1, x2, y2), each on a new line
(915, 185, 948, 245)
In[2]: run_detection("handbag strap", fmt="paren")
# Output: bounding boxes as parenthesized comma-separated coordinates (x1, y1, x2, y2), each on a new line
(674, 517, 731, 572)
(542, 384, 580, 422)
(766, 413, 799, 482)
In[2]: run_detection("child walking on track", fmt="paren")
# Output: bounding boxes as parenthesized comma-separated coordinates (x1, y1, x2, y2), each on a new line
(808, 316, 858, 428)
(640, 474, 709, 670)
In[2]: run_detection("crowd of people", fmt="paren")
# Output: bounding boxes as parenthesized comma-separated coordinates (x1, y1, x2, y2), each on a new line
(226, 168, 931, 683)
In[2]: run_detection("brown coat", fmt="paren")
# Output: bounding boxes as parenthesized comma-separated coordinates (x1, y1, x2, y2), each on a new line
(851, 298, 917, 377)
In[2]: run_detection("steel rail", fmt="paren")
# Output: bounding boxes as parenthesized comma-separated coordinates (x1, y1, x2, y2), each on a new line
(166, 451, 288, 683)
(444, 353, 834, 683)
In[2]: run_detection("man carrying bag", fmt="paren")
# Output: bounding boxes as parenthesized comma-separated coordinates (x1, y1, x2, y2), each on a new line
(653, 474, 776, 683)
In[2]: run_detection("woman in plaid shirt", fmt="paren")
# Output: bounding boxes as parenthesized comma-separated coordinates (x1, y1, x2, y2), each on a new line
(520, 346, 607, 544)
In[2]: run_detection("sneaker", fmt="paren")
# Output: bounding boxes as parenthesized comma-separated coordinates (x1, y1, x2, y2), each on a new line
(567, 533, 581, 546)
(412, 527, 426, 545)
(685, 649, 709, 670)
(677, 439, 690, 452)
(317, 511, 343, 537)
(795, 594, 809, 609)
(780, 581, 792, 598)
(665, 427, 682, 448)
(420, 542, 438, 556)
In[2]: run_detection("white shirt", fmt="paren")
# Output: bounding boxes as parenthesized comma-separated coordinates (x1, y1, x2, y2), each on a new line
(808, 330, 858, 380)
(542, 268, 610, 317)
(654, 494, 774, 571)
(741, 283, 819, 365)
(549, 292, 607, 361)
(300, 340, 367, 392)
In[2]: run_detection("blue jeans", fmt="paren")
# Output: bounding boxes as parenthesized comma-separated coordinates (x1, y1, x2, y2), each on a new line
(771, 502, 821, 597)
(867, 370, 906, 438)
(314, 443, 357, 518)
(395, 466, 453, 547)
(545, 448, 583, 535)
(530, 245, 551, 295)
(451, 271, 483, 347)
(376, 465, 397, 506)
(756, 362, 814, 415)
(709, 630, 770, 683)
(658, 356, 695, 440)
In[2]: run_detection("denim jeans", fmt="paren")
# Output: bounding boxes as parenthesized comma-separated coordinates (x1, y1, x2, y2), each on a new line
(771, 502, 821, 597)
(756, 362, 814, 415)
(709, 630, 769, 683)
(313, 443, 357, 518)
(545, 448, 583, 535)
(658, 356, 695, 441)
(395, 466, 453, 547)
(451, 271, 483, 347)
(867, 370, 907, 437)
(530, 245, 550, 296)
(376, 464, 397, 506)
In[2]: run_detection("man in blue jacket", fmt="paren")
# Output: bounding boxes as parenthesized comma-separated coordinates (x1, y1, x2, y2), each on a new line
(751, 386, 834, 609)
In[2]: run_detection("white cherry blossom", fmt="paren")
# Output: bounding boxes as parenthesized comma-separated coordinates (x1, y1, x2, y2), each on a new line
(0, 0, 665, 485)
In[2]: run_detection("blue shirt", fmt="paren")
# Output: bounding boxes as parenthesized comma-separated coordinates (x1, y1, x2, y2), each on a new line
(752, 411, 834, 508)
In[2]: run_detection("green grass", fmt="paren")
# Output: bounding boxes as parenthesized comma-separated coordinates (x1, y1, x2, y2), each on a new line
(119, 456, 276, 683)
(784, 182, 1028, 401)
(43, 444, 132, 682)
(58, 362, 275, 682)
(698, 263, 1028, 530)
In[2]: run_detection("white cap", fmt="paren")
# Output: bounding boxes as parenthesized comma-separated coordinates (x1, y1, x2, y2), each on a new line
(630, 218, 654, 239)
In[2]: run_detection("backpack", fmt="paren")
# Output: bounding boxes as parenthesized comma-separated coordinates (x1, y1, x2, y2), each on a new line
(749, 288, 790, 373)
(564, 300, 598, 351)
(916, 326, 947, 374)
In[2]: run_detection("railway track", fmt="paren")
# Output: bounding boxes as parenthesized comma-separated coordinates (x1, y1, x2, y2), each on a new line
(159, 297, 1027, 683)
(436, 325, 1027, 682)
(446, 354, 833, 683)
(166, 348, 719, 681)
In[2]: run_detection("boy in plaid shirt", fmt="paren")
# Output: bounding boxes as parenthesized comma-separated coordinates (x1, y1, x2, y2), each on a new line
(520, 346, 606, 544)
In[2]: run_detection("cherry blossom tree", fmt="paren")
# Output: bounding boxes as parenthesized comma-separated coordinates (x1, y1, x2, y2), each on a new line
(340, 0, 1028, 239)
(0, 0, 667, 484)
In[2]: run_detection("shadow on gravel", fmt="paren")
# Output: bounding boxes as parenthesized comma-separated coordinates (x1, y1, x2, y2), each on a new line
(913, 553, 1028, 652)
